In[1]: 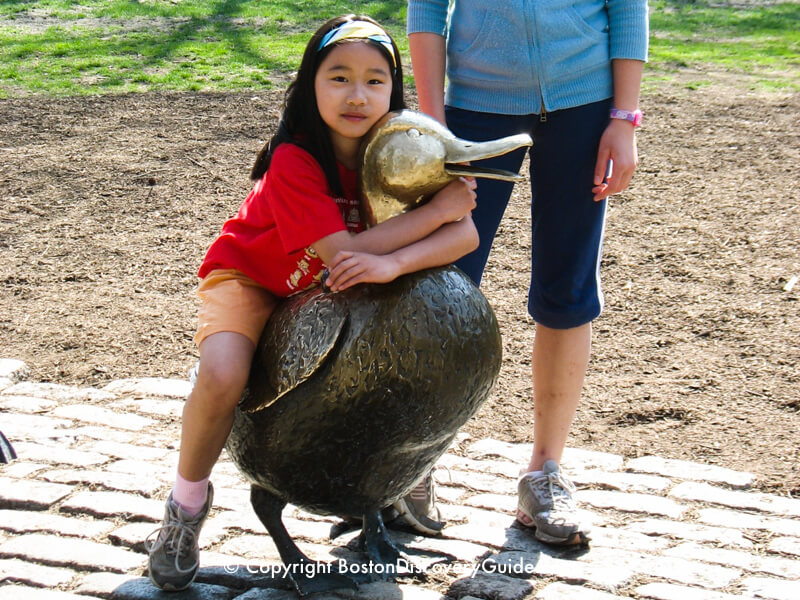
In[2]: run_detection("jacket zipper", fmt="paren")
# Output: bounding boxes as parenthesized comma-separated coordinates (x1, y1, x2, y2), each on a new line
(527, 0, 546, 122)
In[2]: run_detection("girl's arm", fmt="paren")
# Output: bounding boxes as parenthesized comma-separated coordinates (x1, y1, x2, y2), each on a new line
(324, 216, 479, 292)
(311, 177, 476, 264)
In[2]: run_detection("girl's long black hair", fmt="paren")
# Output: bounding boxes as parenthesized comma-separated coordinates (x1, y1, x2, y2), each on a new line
(250, 14, 406, 196)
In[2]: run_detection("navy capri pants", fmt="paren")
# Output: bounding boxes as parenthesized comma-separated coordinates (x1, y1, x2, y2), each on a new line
(445, 99, 611, 329)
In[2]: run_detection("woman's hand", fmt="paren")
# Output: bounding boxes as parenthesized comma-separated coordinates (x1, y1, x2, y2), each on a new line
(324, 251, 401, 292)
(429, 177, 477, 223)
(592, 119, 638, 202)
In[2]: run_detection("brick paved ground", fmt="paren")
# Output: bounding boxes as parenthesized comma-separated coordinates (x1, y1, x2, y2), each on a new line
(1, 357, 798, 599)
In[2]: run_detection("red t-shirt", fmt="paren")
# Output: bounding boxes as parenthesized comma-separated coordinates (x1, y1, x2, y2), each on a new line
(198, 144, 364, 297)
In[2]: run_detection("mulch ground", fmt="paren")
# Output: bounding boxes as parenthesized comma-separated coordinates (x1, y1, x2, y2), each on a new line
(1, 82, 798, 494)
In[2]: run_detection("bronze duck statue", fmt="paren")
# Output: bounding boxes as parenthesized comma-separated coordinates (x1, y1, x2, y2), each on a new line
(224, 110, 532, 596)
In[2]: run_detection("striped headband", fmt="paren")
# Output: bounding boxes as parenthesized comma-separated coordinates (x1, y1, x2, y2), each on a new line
(317, 20, 397, 70)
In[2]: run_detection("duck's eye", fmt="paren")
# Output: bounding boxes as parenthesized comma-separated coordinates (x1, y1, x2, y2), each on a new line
(406, 128, 420, 138)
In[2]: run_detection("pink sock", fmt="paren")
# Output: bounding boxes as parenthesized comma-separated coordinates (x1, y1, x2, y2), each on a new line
(173, 472, 210, 517)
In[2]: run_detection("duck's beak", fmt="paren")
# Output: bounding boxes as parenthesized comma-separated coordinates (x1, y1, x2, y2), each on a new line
(443, 134, 533, 183)
(359, 110, 535, 226)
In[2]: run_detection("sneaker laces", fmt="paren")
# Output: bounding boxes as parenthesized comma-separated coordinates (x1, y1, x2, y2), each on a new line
(145, 516, 200, 575)
(530, 470, 577, 515)
(395, 469, 439, 520)
(409, 476, 431, 501)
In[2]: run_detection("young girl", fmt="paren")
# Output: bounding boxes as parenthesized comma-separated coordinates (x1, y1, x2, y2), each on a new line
(146, 15, 478, 591)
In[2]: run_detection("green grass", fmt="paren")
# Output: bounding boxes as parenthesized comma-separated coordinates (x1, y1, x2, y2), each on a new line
(0, 0, 406, 21)
(0, 0, 409, 96)
(0, 0, 797, 97)
(1, 20, 310, 95)
(648, 1, 800, 91)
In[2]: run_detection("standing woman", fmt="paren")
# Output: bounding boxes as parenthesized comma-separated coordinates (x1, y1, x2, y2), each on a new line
(408, 0, 649, 546)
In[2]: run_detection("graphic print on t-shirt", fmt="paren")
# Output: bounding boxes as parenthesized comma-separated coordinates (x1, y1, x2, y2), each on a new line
(284, 197, 364, 295)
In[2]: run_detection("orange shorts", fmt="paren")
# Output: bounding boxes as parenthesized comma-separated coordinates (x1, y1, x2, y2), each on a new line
(194, 269, 278, 348)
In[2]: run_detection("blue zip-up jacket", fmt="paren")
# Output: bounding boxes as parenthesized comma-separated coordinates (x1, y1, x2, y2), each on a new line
(407, 0, 649, 114)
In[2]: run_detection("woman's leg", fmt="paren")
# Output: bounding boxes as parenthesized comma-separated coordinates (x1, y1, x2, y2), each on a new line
(517, 100, 610, 545)
(528, 322, 591, 472)
(526, 98, 610, 471)
(445, 107, 530, 286)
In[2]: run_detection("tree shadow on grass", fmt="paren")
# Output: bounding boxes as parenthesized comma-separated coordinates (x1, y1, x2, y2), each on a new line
(1, 0, 411, 93)
(121, 0, 292, 75)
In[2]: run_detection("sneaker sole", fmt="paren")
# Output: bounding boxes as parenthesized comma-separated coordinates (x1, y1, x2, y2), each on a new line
(392, 499, 444, 536)
(148, 571, 194, 592)
(515, 508, 590, 546)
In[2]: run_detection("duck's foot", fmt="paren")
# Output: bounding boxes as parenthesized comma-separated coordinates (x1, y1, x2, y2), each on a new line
(358, 510, 427, 581)
(330, 506, 399, 540)
(250, 486, 359, 597)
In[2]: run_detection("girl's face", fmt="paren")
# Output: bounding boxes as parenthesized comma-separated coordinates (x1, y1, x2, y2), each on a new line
(314, 41, 393, 166)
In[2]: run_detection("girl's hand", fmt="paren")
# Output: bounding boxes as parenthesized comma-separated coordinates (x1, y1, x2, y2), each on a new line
(429, 177, 477, 223)
(325, 251, 401, 292)
(592, 119, 638, 201)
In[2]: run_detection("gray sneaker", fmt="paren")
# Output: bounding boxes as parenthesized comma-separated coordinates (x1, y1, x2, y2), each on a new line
(146, 483, 214, 591)
(391, 471, 444, 536)
(517, 460, 589, 546)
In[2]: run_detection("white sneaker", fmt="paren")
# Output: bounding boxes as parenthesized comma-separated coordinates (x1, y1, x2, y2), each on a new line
(517, 460, 589, 546)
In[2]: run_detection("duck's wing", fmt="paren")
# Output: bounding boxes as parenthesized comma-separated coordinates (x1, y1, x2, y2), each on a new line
(240, 290, 349, 413)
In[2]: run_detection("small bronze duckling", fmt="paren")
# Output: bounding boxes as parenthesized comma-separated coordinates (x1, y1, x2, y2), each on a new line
(225, 111, 532, 596)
